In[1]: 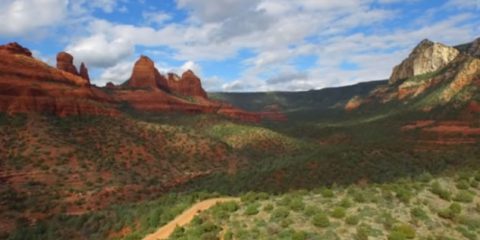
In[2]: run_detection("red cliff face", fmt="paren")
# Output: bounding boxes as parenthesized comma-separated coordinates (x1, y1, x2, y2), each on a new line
(106, 82, 116, 89)
(56, 52, 79, 76)
(166, 70, 208, 99)
(0, 42, 32, 57)
(0, 43, 118, 117)
(79, 62, 90, 83)
(126, 56, 169, 91)
(0, 44, 269, 122)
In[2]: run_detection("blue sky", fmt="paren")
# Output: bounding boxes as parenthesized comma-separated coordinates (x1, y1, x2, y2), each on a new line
(0, 0, 479, 91)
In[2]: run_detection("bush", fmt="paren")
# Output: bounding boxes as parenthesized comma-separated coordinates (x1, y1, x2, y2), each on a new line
(391, 223, 415, 239)
(352, 191, 367, 203)
(345, 215, 360, 225)
(438, 203, 462, 220)
(312, 213, 330, 228)
(270, 207, 290, 222)
(320, 188, 334, 198)
(339, 198, 352, 208)
(430, 182, 451, 201)
(388, 231, 407, 240)
(330, 207, 346, 219)
(263, 203, 274, 212)
(289, 198, 305, 211)
(456, 180, 470, 190)
(410, 207, 428, 221)
(223, 231, 233, 240)
(244, 204, 259, 216)
(453, 190, 474, 203)
(394, 187, 412, 204)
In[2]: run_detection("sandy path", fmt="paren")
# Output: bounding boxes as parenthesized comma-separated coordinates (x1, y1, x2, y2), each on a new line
(142, 197, 239, 240)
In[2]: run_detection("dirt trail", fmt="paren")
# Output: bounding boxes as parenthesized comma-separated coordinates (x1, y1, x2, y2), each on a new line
(142, 197, 239, 240)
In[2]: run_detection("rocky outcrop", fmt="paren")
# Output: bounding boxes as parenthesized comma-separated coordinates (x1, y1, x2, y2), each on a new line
(389, 39, 459, 84)
(126, 56, 168, 90)
(56, 52, 79, 76)
(0, 42, 32, 57)
(0, 43, 267, 122)
(166, 70, 208, 98)
(79, 62, 90, 83)
(106, 82, 116, 89)
(466, 38, 480, 58)
(440, 56, 480, 103)
(0, 43, 117, 117)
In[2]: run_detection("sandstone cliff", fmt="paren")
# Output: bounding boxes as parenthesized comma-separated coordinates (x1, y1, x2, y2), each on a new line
(347, 37, 480, 112)
(166, 70, 208, 98)
(56, 52, 79, 76)
(389, 39, 459, 84)
(79, 62, 90, 83)
(0, 43, 117, 116)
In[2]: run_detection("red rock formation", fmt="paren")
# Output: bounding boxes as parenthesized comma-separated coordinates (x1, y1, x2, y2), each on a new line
(166, 70, 208, 98)
(217, 105, 261, 123)
(258, 105, 288, 121)
(106, 82, 116, 89)
(56, 52, 79, 76)
(0, 43, 118, 117)
(0, 43, 267, 122)
(79, 62, 90, 83)
(0, 42, 32, 57)
(126, 56, 169, 91)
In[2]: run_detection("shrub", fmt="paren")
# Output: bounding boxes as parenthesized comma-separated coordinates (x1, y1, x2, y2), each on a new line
(289, 198, 305, 211)
(417, 172, 433, 183)
(320, 188, 334, 198)
(388, 231, 407, 240)
(303, 205, 319, 217)
(430, 182, 451, 201)
(391, 223, 415, 239)
(453, 190, 474, 203)
(346, 215, 360, 225)
(458, 215, 480, 230)
(312, 213, 330, 228)
(339, 198, 352, 208)
(456, 180, 470, 190)
(438, 203, 462, 220)
(394, 187, 413, 204)
(330, 207, 346, 219)
(223, 231, 233, 240)
(352, 191, 367, 203)
(270, 207, 290, 222)
(263, 203, 274, 212)
(410, 207, 428, 221)
(244, 204, 259, 216)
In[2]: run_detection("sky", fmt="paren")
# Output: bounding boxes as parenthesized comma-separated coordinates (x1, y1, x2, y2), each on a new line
(0, 0, 479, 92)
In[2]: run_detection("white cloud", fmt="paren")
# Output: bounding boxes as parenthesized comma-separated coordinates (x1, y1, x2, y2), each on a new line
(0, 0, 68, 36)
(445, 0, 480, 9)
(143, 11, 171, 26)
(180, 61, 201, 74)
(66, 34, 135, 68)
(97, 60, 135, 86)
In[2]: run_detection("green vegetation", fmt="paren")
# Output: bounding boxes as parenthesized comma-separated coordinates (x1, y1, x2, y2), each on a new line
(169, 171, 480, 240)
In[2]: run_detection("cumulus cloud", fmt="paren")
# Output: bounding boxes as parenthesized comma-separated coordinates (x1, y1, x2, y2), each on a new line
(6, 0, 479, 91)
(143, 11, 172, 26)
(0, 0, 68, 36)
(66, 34, 135, 68)
(97, 60, 135, 86)
(266, 72, 308, 85)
